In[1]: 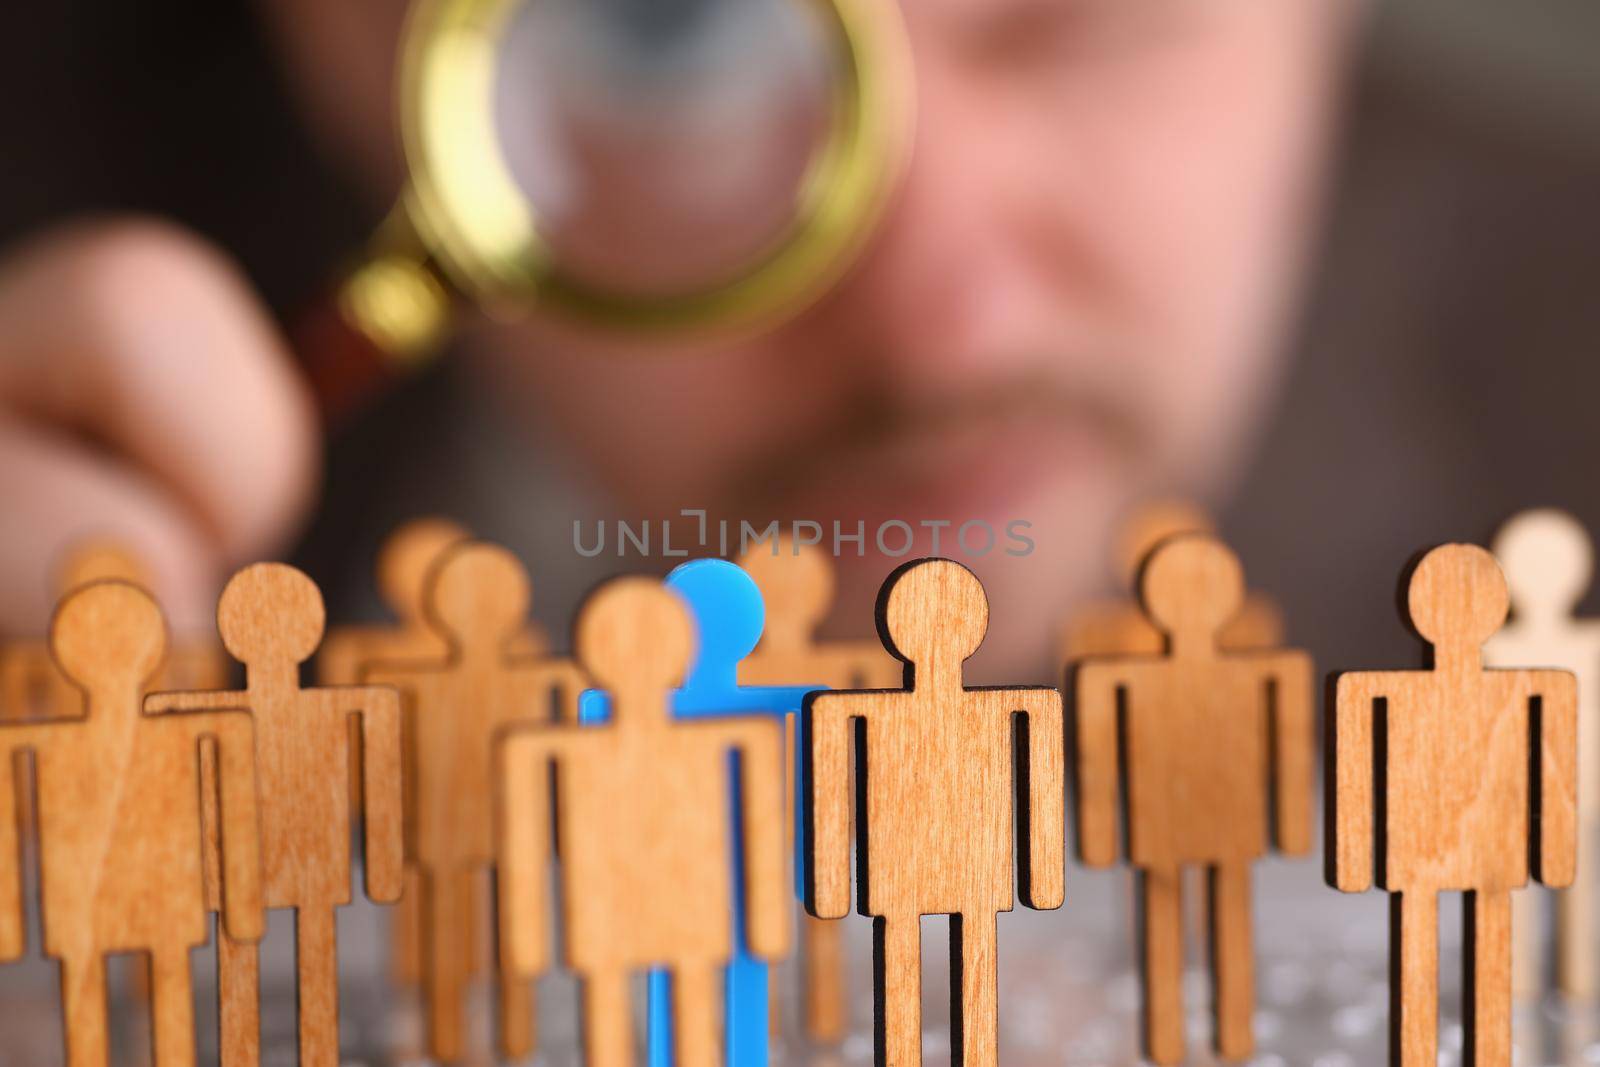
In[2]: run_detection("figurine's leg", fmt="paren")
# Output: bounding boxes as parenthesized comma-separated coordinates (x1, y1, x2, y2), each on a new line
(1556, 814, 1600, 997)
(805, 914, 847, 1040)
(295, 906, 340, 1067)
(421, 867, 471, 1062)
(583, 970, 634, 1067)
(1138, 867, 1185, 1066)
(1393, 890, 1439, 1067)
(724, 942, 770, 1067)
(647, 971, 673, 1067)
(217, 924, 260, 1067)
(59, 953, 109, 1067)
(1465, 890, 1511, 1067)
(674, 959, 721, 1067)
(1207, 863, 1255, 1061)
(492, 867, 536, 1061)
(952, 913, 998, 1067)
(874, 915, 922, 1067)
(1511, 884, 1542, 999)
(149, 947, 196, 1067)
(391, 866, 424, 984)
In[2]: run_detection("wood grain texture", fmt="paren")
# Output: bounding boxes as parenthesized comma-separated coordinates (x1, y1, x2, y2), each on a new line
(1072, 534, 1313, 1064)
(361, 541, 586, 1063)
(1060, 500, 1283, 662)
(1485, 508, 1600, 999)
(314, 518, 546, 995)
(498, 577, 791, 1067)
(2, 541, 228, 722)
(1329, 543, 1578, 1067)
(737, 536, 900, 1042)
(0, 581, 263, 1067)
(145, 563, 404, 1067)
(800, 558, 1064, 1067)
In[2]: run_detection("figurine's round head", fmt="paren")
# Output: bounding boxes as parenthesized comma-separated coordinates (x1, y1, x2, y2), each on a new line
(739, 534, 833, 629)
(576, 577, 694, 695)
(667, 559, 765, 670)
(1494, 508, 1593, 618)
(218, 563, 326, 665)
(376, 517, 470, 620)
(1139, 534, 1244, 638)
(878, 559, 989, 666)
(1115, 499, 1214, 590)
(426, 542, 530, 645)
(1405, 544, 1509, 649)
(51, 580, 167, 694)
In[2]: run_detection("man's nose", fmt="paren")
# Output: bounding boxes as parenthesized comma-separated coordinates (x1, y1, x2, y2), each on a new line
(811, 50, 1084, 394)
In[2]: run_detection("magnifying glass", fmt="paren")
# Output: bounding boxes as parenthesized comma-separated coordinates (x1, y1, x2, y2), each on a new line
(300, 0, 914, 421)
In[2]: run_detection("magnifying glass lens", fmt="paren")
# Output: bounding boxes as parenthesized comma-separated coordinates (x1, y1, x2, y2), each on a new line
(493, 0, 837, 299)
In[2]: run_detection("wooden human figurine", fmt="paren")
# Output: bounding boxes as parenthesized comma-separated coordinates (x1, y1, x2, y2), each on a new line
(0, 581, 263, 1067)
(802, 558, 1065, 1067)
(1073, 534, 1314, 1064)
(145, 564, 405, 1067)
(361, 540, 587, 1063)
(1330, 544, 1578, 1067)
(318, 517, 550, 686)
(1486, 508, 1600, 999)
(1060, 499, 1283, 661)
(737, 535, 900, 1042)
(583, 558, 821, 1067)
(2, 540, 228, 720)
(498, 576, 791, 1067)
(315, 517, 545, 992)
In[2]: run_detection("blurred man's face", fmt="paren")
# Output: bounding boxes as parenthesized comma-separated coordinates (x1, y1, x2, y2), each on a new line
(268, 0, 1355, 676)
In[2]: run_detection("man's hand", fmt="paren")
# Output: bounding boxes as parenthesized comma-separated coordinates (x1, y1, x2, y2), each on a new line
(0, 218, 319, 633)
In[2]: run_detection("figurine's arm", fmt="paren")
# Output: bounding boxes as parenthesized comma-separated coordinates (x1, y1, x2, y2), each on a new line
(1264, 651, 1316, 856)
(337, 686, 405, 903)
(1000, 688, 1065, 910)
(1532, 669, 1579, 888)
(734, 719, 791, 960)
(191, 714, 265, 941)
(1071, 662, 1123, 869)
(1329, 672, 1383, 893)
(0, 727, 47, 959)
(144, 690, 248, 714)
(497, 732, 560, 977)
(0, 644, 51, 720)
(801, 691, 856, 920)
(506, 661, 590, 726)
(314, 630, 363, 687)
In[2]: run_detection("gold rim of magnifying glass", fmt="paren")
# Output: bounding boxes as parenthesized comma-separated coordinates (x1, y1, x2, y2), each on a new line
(395, 0, 914, 336)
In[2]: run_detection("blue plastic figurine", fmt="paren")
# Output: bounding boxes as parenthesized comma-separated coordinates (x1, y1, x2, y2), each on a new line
(579, 558, 823, 1067)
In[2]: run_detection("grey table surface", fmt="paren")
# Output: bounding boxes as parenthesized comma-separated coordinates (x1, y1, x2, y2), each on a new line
(2, 844, 1598, 1067)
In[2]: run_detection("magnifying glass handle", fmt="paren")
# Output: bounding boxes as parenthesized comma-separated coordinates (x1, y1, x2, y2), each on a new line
(293, 242, 455, 426)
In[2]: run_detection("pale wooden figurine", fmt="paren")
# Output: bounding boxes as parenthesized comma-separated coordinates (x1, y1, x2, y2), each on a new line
(146, 564, 404, 1067)
(498, 576, 791, 1067)
(802, 558, 1065, 1067)
(361, 541, 587, 1062)
(1485, 508, 1600, 999)
(737, 534, 900, 1041)
(1060, 499, 1283, 661)
(316, 517, 546, 992)
(1073, 534, 1314, 1063)
(0, 581, 263, 1067)
(1330, 544, 1578, 1066)
(2, 541, 228, 720)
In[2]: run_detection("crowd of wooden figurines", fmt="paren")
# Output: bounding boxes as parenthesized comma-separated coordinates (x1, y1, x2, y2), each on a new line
(0, 501, 1593, 1067)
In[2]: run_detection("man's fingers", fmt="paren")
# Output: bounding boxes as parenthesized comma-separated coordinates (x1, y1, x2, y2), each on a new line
(0, 420, 220, 633)
(0, 218, 320, 564)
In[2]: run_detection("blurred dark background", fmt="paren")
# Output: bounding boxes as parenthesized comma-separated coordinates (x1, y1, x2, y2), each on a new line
(2, 0, 1599, 674)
